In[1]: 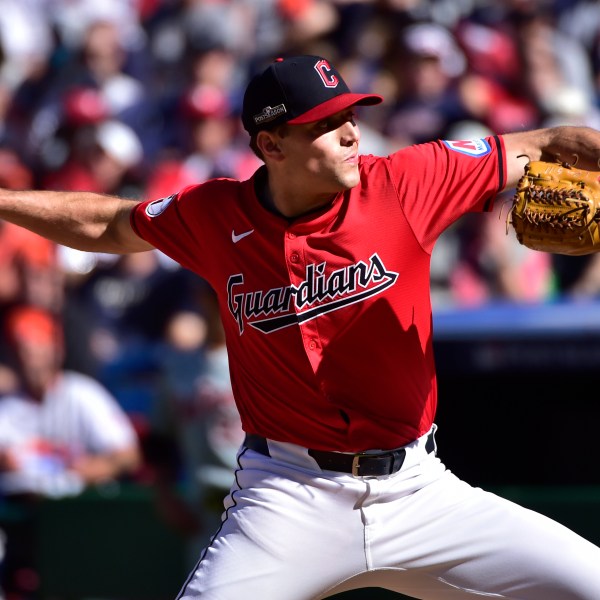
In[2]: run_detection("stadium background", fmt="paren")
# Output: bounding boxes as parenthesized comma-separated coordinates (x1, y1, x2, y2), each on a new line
(0, 0, 599, 598)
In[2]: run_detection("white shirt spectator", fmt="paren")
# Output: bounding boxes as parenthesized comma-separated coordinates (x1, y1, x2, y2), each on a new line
(0, 370, 138, 497)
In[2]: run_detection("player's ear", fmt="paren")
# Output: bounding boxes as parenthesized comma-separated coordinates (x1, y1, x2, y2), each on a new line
(256, 130, 284, 162)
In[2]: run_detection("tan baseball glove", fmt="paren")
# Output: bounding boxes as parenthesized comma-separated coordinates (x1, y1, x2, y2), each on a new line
(508, 159, 600, 256)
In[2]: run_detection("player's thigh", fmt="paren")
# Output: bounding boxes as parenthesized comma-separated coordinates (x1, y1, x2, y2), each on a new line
(177, 457, 368, 599)
(374, 471, 600, 599)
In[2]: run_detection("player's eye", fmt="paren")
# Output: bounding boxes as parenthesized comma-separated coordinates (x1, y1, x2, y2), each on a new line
(313, 111, 356, 134)
(315, 119, 333, 131)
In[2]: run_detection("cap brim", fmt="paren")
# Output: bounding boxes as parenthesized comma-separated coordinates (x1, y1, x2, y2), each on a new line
(287, 93, 383, 125)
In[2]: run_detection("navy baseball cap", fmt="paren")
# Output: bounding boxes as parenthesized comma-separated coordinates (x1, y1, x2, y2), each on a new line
(242, 55, 383, 136)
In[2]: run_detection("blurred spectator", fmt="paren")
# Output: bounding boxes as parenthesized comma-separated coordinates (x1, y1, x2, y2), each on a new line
(540, 85, 600, 130)
(44, 118, 144, 197)
(187, 320, 243, 556)
(142, 308, 209, 563)
(30, 85, 110, 176)
(59, 249, 203, 430)
(51, 0, 146, 56)
(456, 17, 523, 90)
(455, 8, 541, 134)
(0, 148, 63, 410)
(177, 82, 261, 181)
(148, 44, 263, 190)
(0, 305, 141, 599)
(74, 19, 145, 110)
(442, 202, 553, 306)
(182, 0, 261, 57)
(276, 0, 340, 54)
(0, 148, 61, 329)
(0, 306, 141, 496)
(457, 71, 541, 135)
(157, 45, 250, 156)
(184, 288, 243, 502)
(558, 1, 600, 65)
(149, 288, 244, 564)
(385, 22, 471, 146)
(0, 79, 25, 152)
(0, 0, 54, 90)
(0, 146, 34, 192)
(42, 117, 145, 338)
(0, 219, 62, 314)
(513, 5, 598, 127)
(24, 12, 159, 168)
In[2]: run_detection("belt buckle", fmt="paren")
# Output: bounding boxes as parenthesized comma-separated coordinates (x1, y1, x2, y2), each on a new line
(352, 450, 402, 477)
(351, 452, 370, 477)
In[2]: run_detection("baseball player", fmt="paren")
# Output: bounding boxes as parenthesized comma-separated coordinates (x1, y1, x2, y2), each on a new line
(1, 55, 600, 599)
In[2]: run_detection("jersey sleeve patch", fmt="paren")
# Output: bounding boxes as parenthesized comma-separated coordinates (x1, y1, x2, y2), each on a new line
(442, 139, 491, 157)
(145, 193, 176, 217)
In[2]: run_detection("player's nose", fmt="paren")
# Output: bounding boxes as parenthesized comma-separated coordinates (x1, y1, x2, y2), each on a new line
(340, 118, 359, 146)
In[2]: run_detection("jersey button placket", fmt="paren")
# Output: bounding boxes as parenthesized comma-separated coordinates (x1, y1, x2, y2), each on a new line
(284, 229, 322, 371)
(284, 228, 304, 286)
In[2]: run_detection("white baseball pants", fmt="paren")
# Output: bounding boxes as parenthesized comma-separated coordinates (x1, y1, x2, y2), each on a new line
(176, 426, 600, 599)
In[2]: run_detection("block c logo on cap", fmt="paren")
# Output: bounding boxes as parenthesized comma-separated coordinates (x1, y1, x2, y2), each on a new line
(314, 59, 339, 88)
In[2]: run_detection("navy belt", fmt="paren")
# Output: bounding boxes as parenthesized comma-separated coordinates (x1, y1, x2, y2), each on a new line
(243, 432, 435, 477)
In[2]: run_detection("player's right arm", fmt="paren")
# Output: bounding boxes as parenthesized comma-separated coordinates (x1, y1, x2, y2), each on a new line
(0, 188, 153, 254)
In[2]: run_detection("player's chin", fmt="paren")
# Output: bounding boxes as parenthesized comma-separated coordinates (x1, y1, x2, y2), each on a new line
(337, 163, 360, 189)
(342, 170, 361, 190)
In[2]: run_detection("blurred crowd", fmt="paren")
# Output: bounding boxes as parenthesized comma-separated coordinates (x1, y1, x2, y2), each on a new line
(0, 0, 599, 596)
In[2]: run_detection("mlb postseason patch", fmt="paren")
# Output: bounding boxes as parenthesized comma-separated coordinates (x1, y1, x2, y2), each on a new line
(145, 194, 176, 217)
(442, 139, 491, 157)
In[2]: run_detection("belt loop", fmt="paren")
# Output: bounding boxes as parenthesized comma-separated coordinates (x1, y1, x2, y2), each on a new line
(245, 434, 270, 457)
(425, 427, 437, 455)
(351, 454, 362, 477)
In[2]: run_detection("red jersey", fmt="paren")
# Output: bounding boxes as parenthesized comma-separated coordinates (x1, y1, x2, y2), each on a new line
(131, 136, 506, 451)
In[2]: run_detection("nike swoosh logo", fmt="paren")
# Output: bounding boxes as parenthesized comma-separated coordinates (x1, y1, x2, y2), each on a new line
(232, 229, 254, 243)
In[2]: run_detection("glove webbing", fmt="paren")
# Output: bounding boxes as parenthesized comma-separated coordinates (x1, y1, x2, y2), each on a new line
(522, 184, 593, 230)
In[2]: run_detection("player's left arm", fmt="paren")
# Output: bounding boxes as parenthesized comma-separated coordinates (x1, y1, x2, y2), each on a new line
(501, 126, 600, 190)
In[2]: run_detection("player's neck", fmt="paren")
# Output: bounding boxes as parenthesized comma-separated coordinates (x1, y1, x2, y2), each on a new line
(256, 166, 336, 220)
